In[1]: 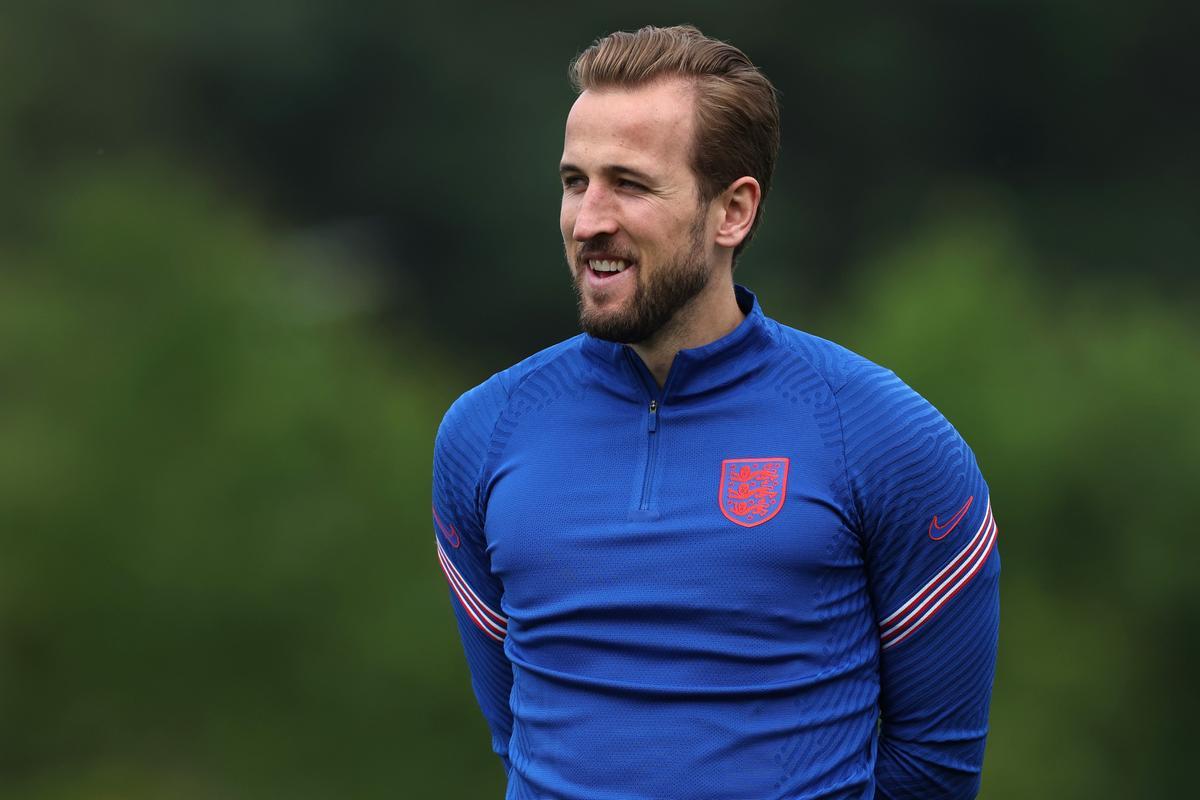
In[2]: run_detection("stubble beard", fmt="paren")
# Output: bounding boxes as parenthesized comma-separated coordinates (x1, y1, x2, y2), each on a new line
(570, 214, 710, 345)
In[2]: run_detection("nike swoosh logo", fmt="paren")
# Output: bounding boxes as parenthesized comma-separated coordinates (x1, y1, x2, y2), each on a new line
(929, 495, 974, 541)
(433, 505, 461, 548)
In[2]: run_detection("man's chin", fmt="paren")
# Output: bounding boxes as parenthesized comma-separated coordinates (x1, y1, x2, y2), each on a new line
(573, 272, 652, 342)
(577, 283, 630, 319)
(579, 304, 656, 344)
(580, 290, 624, 315)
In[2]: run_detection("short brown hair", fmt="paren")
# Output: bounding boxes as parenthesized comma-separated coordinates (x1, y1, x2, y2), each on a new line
(569, 25, 781, 258)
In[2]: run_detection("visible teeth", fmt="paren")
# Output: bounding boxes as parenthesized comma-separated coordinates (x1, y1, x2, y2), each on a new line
(589, 259, 629, 273)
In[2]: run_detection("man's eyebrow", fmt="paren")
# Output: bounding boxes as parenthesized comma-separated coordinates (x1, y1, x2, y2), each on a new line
(558, 162, 657, 183)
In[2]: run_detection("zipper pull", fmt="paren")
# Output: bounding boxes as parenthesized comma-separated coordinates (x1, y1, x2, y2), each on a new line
(648, 400, 658, 433)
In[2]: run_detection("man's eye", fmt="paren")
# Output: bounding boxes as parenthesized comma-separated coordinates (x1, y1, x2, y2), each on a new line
(562, 175, 586, 190)
(619, 179, 646, 191)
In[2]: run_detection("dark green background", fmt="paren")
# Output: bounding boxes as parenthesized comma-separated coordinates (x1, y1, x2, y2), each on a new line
(2, 3, 1197, 797)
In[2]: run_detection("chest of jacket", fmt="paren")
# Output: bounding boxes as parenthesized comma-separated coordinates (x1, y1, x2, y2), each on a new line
(482, 377, 870, 686)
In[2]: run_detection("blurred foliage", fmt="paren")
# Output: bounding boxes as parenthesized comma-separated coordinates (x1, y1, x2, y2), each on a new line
(807, 205, 1200, 798)
(1, 2, 1197, 799)
(1, 1, 1196, 356)
(0, 165, 493, 798)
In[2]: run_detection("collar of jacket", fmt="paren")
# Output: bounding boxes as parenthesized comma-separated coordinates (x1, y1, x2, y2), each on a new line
(578, 285, 775, 402)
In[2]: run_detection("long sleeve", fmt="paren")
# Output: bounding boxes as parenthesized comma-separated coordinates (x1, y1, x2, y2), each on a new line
(432, 378, 514, 771)
(837, 364, 1000, 799)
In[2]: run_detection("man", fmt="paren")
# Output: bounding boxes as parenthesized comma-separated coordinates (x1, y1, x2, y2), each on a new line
(433, 25, 999, 800)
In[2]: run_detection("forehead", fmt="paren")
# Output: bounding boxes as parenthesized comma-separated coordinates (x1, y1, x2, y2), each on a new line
(562, 79, 696, 173)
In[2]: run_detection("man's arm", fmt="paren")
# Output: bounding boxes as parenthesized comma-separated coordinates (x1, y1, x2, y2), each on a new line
(838, 364, 1000, 799)
(432, 380, 514, 771)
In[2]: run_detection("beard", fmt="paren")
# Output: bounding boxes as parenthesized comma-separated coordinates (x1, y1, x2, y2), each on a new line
(570, 214, 710, 344)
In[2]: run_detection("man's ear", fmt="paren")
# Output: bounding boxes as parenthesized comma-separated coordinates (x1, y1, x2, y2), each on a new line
(713, 177, 762, 250)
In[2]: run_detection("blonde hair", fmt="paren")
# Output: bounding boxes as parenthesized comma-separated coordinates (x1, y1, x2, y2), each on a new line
(569, 25, 781, 257)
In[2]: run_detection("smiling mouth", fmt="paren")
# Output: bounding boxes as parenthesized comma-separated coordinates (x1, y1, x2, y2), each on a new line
(587, 258, 633, 278)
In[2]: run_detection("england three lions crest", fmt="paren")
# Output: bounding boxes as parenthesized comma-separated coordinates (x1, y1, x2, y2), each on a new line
(719, 457, 790, 528)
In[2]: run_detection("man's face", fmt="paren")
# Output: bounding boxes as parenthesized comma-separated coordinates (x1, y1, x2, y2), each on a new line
(559, 79, 715, 344)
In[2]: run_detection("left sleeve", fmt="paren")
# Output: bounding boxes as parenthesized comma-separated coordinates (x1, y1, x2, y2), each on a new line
(837, 364, 1000, 800)
(432, 378, 515, 772)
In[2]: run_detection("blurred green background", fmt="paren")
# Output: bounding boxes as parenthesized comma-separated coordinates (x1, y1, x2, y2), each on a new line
(2, 2, 1197, 798)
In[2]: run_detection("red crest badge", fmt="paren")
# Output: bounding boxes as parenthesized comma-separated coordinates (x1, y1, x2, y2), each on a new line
(719, 457, 790, 528)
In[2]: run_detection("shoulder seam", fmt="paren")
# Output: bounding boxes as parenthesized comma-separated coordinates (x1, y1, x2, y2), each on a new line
(765, 321, 865, 532)
(473, 338, 587, 520)
(828, 386, 863, 536)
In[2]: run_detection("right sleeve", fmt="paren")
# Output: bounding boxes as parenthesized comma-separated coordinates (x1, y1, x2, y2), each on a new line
(835, 362, 999, 799)
(432, 379, 514, 772)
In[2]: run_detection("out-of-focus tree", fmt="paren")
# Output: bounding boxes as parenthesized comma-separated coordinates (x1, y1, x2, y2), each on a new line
(1, 2, 1195, 357)
(0, 163, 500, 798)
(806, 203, 1199, 799)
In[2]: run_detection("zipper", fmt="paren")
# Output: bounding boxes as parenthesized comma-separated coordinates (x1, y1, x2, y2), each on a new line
(639, 399, 659, 510)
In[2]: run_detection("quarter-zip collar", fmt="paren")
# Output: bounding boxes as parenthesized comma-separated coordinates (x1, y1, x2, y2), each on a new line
(580, 285, 774, 402)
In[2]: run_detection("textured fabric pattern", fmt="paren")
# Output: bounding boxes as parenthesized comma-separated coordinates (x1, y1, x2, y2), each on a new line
(432, 287, 999, 799)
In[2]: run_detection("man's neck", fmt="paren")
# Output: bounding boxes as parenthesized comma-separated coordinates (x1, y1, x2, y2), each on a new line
(630, 278, 745, 389)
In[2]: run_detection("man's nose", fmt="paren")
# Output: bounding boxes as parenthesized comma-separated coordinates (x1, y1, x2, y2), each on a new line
(572, 185, 619, 241)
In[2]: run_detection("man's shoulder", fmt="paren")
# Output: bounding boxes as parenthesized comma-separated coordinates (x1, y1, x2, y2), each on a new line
(763, 316, 975, 496)
(438, 334, 589, 438)
(764, 316, 892, 397)
(766, 317, 947, 423)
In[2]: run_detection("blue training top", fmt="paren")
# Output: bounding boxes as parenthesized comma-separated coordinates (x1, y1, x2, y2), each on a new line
(433, 287, 999, 800)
